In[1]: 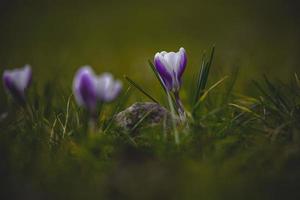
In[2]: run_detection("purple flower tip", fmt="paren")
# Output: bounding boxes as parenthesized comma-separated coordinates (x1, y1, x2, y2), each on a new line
(2, 64, 32, 103)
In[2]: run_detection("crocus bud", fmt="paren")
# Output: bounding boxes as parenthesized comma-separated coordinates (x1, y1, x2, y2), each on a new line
(154, 47, 187, 92)
(2, 65, 32, 103)
(96, 72, 122, 102)
(72, 66, 98, 112)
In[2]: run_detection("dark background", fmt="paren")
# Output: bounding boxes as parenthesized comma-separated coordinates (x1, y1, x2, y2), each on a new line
(0, 0, 299, 92)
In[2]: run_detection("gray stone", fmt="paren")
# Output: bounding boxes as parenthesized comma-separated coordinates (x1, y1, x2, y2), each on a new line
(113, 102, 173, 131)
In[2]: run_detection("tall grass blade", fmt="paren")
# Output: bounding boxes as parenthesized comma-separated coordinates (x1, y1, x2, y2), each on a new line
(124, 75, 159, 103)
(295, 73, 300, 88)
(194, 55, 206, 104)
(229, 103, 261, 118)
(62, 94, 72, 138)
(193, 76, 228, 111)
(194, 46, 215, 105)
(263, 75, 290, 113)
(49, 117, 58, 146)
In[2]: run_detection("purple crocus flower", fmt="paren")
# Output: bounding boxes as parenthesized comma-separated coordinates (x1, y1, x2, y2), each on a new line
(73, 66, 98, 112)
(154, 47, 187, 92)
(2, 65, 32, 103)
(154, 47, 187, 120)
(73, 66, 122, 113)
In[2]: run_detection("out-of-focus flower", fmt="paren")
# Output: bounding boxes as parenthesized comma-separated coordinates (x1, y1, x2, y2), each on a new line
(2, 65, 32, 103)
(73, 66, 98, 112)
(96, 72, 122, 102)
(72, 66, 122, 112)
(154, 47, 187, 92)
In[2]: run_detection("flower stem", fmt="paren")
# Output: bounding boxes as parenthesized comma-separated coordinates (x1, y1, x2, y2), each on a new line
(23, 102, 34, 121)
(174, 91, 186, 122)
(88, 116, 97, 135)
(167, 92, 179, 145)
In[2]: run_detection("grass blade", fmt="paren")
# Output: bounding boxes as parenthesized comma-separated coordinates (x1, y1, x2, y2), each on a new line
(194, 46, 215, 105)
(295, 73, 300, 88)
(194, 55, 206, 103)
(193, 76, 228, 111)
(124, 75, 158, 103)
(229, 103, 261, 118)
(263, 75, 290, 113)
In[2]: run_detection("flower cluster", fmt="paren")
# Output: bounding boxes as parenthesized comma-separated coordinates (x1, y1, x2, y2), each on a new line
(2, 47, 187, 122)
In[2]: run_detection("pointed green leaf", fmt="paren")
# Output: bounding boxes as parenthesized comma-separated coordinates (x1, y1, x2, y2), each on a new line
(124, 75, 159, 103)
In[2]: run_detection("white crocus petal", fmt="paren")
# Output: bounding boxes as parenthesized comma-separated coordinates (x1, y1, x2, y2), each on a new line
(96, 72, 122, 102)
(164, 52, 181, 74)
(105, 80, 122, 102)
(159, 50, 182, 76)
(9, 65, 31, 91)
(96, 72, 113, 100)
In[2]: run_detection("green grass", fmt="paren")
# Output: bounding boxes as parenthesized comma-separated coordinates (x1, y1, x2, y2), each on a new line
(1, 58, 300, 199)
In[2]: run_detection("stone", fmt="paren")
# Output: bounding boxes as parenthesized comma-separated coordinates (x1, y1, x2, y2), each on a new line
(113, 102, 173, 132)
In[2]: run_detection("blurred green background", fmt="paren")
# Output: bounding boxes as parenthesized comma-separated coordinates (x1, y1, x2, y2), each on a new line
(0, 0, 299, 92)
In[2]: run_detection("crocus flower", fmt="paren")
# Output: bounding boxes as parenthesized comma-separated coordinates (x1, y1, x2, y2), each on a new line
(154, 47, 187, 93)
(154, 47, 187, 120)
(72, 66, 122, 113)
(73, 66, 98, 112)
(2, 65, 32, 103)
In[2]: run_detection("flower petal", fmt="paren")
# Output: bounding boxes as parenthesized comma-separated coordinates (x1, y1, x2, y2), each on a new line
(177, 47, 187, 79)
(164, 52, 179, 72)
(96, 72, 122, 102)
(16, 65, 32, 91)
(3, 72, 24, 101)
(105, 80, 122, 102)
(2, 65, 32, 102)
(96, 72, 113, 100)
(154, 53, 173, 90)
(72, 66, 97, 111)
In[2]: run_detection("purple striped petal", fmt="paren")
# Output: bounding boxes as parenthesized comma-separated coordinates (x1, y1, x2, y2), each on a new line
(73, 66, 97, 111)
(154, 54, 173, 91)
